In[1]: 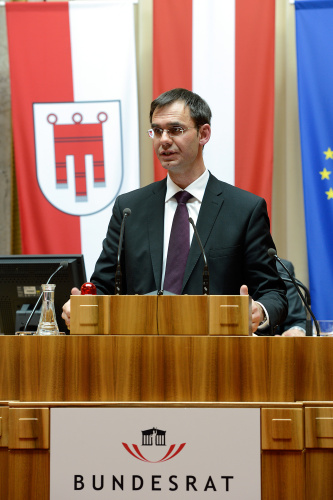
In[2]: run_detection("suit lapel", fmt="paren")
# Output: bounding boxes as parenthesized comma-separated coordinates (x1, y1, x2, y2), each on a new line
(147, 179, 167, 290)
(182, 174, 224, 291)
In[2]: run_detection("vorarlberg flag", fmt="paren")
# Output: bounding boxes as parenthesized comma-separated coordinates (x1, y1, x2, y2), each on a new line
(153, 0, 275, 218)
(295, 0, 333, 320)
(6, 1, 139, 279)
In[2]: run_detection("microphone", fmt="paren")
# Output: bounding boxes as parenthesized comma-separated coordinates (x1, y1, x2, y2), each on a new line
(23, 261, 69, 332)
(189, 217, 209, 294)
(115, 208, 131, 295)
(267, 248, 320, 336)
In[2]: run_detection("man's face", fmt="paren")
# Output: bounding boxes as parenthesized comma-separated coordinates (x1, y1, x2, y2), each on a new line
(151, 101, 203, 175)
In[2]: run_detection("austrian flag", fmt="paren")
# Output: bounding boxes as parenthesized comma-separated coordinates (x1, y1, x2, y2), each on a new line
(153, 0, 275, 219)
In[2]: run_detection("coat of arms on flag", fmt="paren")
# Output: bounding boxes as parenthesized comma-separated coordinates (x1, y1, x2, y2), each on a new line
(33, 100, 123, 216)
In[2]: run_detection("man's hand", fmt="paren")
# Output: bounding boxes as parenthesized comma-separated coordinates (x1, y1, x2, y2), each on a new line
(240, 284, 264, 333)
(61, 287, 81, 329)
(279, 328, 305, 337)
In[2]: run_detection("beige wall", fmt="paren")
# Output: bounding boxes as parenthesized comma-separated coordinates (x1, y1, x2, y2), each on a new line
(273, 0, 308, 286)
(0, 0, 308, 285)
(136, 0, 154, 188)
(0, 5, 12, 255)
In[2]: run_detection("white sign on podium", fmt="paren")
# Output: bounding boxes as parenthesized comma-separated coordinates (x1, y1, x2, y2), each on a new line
(50, 408, 260, 499)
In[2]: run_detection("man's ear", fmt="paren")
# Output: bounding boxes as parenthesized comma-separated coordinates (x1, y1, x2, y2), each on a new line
(199, 124, 211, 147)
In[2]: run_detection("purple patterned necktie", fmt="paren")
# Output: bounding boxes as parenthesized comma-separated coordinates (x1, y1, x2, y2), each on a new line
(163, 190, 192, 294)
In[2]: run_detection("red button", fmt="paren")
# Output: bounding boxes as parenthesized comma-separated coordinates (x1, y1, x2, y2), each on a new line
(80, 282, 97, 295)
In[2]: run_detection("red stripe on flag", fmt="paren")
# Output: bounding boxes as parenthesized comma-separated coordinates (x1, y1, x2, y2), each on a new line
(235, 0, 275, 219)
(6, 3, 81, 254)
(153, 0, 193, 181)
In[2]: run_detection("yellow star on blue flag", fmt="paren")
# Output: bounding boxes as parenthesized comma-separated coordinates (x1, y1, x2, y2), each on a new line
(320, 168, 331, 180)
(323, 147, 333, 159)
(296, 1, 333, 320)
(325, 187, 333, 200)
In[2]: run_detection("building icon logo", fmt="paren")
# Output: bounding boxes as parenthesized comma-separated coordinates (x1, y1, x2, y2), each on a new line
(122, 427, 186, 463)
(33, 100, 123, 216)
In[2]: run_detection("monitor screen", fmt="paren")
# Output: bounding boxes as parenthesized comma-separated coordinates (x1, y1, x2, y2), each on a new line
(0, 255, 86, 334)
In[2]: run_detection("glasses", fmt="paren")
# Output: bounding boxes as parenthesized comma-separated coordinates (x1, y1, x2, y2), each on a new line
(147, 126, 195, 139)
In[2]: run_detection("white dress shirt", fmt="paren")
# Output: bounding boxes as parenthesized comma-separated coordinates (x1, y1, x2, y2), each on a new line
(161, 169, 209, 288)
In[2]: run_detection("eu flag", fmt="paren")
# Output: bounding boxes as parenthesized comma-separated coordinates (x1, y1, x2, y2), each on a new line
(295, 0, 333, 320)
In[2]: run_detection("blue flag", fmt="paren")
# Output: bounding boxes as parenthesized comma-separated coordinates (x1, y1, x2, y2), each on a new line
(295, 0, 333, 320)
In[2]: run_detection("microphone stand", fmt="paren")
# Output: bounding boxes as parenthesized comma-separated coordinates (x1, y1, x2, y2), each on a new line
(189, 217, 209, 295)
(280, 274, 312, 336)
(115, 208, 131, 295)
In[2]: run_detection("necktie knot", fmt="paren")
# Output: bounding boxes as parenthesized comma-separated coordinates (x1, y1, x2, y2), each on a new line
(175, 190, 192, 205)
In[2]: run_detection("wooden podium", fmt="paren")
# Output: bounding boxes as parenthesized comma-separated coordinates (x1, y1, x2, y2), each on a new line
(70, 294, 252, 336)
(1, 295, 333, 499)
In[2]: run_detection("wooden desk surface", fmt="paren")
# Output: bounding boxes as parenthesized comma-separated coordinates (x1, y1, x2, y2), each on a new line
(1, 335, 332, 403)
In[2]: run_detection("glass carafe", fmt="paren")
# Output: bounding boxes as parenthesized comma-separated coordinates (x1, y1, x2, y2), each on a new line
(36, 284, 60, 335)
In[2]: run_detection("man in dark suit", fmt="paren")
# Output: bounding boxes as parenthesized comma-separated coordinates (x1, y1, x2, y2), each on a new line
(63, 88, 287, 334)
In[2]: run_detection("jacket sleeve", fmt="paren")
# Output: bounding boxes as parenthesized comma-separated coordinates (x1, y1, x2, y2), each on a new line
(90, 196, 123, 295)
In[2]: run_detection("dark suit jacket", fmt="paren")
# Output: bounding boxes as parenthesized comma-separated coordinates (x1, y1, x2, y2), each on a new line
(91, 173, 287, 334)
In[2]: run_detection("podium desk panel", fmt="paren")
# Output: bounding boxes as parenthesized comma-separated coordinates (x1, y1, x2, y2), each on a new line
(0, 336, 19, 402)
(295, 337, 333, 401)
(3, 336, 333, 403)
(13, 336, 295, 403)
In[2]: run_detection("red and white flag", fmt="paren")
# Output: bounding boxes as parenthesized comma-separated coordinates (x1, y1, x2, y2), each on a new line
(153, 0, 275, 218)
(6, 1, 139, 279)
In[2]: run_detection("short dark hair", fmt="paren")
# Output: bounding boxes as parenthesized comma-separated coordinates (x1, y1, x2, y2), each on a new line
(149, 88, 212, 128)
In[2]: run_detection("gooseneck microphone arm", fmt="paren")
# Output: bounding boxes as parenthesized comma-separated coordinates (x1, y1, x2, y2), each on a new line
(280, 274, 311, 307)
(189, 217, 209, 295)
(267, 248, 320, 336)
(115, 208, 131, 295)
(23, 261, 69, 332)
(280, 275, 312, 337)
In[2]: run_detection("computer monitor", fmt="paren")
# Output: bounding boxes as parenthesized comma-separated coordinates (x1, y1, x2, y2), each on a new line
(0, 255, 87, 334)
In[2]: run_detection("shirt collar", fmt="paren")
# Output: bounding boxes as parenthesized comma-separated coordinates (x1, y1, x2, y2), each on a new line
(165, 169, 210, 203)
